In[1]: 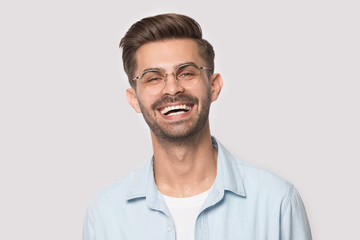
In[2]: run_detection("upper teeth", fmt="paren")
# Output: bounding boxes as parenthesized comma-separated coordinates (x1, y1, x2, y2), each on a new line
(161, 105, 192, 115)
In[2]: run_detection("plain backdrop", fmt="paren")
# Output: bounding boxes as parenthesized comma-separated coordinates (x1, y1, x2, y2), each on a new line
(1, 0, 359, 239)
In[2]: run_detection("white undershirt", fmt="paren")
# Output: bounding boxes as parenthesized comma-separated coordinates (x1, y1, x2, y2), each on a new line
(162, 190, 209, 240)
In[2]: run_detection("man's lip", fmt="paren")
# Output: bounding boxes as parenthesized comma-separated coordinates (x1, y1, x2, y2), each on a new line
(158, 104, 195, 119)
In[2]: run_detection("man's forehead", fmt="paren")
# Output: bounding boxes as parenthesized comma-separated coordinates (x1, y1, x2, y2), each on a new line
(134, 39, 204, 72)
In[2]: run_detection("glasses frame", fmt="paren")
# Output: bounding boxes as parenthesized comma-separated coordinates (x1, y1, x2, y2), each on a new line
(132, 62, 212, 91)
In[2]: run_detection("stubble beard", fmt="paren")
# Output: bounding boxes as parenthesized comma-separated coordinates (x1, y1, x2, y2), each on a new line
(138, 90, 212, 145)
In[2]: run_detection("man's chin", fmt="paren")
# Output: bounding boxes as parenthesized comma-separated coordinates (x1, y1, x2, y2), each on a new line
(151, 122, 206, 143)
(156, 129, 196, 141)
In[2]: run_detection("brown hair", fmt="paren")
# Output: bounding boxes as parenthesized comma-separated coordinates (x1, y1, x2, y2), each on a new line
(119, 13, 215, 87)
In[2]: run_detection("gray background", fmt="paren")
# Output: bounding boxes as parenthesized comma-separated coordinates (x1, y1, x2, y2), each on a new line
(1, 0, 359, 239)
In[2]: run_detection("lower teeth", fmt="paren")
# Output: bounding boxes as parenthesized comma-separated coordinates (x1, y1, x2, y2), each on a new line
(167, 111, 186, 116)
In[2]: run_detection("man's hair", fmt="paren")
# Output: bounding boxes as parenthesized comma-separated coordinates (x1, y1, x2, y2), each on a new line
(119, 13, 215, 87)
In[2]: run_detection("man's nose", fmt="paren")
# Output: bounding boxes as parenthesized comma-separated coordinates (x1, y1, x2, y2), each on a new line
(161, 73, 185, 95)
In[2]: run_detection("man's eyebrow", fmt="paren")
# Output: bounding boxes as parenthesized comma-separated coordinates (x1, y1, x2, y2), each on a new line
(175, 62, 197, 68)
(142, 67, 162, 74)
(141, 62, 198, 74)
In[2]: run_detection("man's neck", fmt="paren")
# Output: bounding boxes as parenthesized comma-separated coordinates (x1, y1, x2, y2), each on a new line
(151, 124, 217, 198)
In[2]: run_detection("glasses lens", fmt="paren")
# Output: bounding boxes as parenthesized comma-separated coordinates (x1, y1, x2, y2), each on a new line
(141, 71, 165, 85)
(176, 65, 200, 88)
(139, 71, 166, 93)
(139, 71, 165, 93)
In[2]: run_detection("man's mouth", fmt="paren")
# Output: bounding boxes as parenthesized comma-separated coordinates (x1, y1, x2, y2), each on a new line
(159, 104, 193, 116)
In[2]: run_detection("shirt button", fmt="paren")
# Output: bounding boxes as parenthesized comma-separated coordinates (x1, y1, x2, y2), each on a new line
(167, 227, 171, 232)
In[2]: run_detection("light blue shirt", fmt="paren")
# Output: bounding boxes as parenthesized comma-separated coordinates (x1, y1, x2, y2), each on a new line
(83, 137, 312, 239)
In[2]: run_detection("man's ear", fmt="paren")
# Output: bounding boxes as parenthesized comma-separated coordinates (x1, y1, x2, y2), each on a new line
(126, 88, 142, 113)
(210, 73, 223, 102)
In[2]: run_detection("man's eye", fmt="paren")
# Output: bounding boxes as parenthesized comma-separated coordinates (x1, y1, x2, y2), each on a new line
(147, 77, 161, 82)
(178, 72, 196, 79)
(143, 74, 163, 84)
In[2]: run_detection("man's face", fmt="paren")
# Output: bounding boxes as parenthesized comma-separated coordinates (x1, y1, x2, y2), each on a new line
(127, 39, 221, 142)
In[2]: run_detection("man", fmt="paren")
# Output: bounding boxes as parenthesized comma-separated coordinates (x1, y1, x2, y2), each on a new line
(83, 13, 312, 240)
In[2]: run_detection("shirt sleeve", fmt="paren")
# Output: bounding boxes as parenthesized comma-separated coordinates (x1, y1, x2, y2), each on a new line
(82, 206, 95, 240)
(280, 185, 312, 240)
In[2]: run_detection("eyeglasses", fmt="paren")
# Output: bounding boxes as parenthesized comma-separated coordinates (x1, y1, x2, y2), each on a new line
(132, 62, 212, 93)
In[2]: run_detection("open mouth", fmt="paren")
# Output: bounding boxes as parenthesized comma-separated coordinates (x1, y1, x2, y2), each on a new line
(159, 104, 193, 116)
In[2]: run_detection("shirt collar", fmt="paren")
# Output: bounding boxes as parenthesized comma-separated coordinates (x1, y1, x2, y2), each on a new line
(213, 137, 246, 197)
(125, 136, 246, 205)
